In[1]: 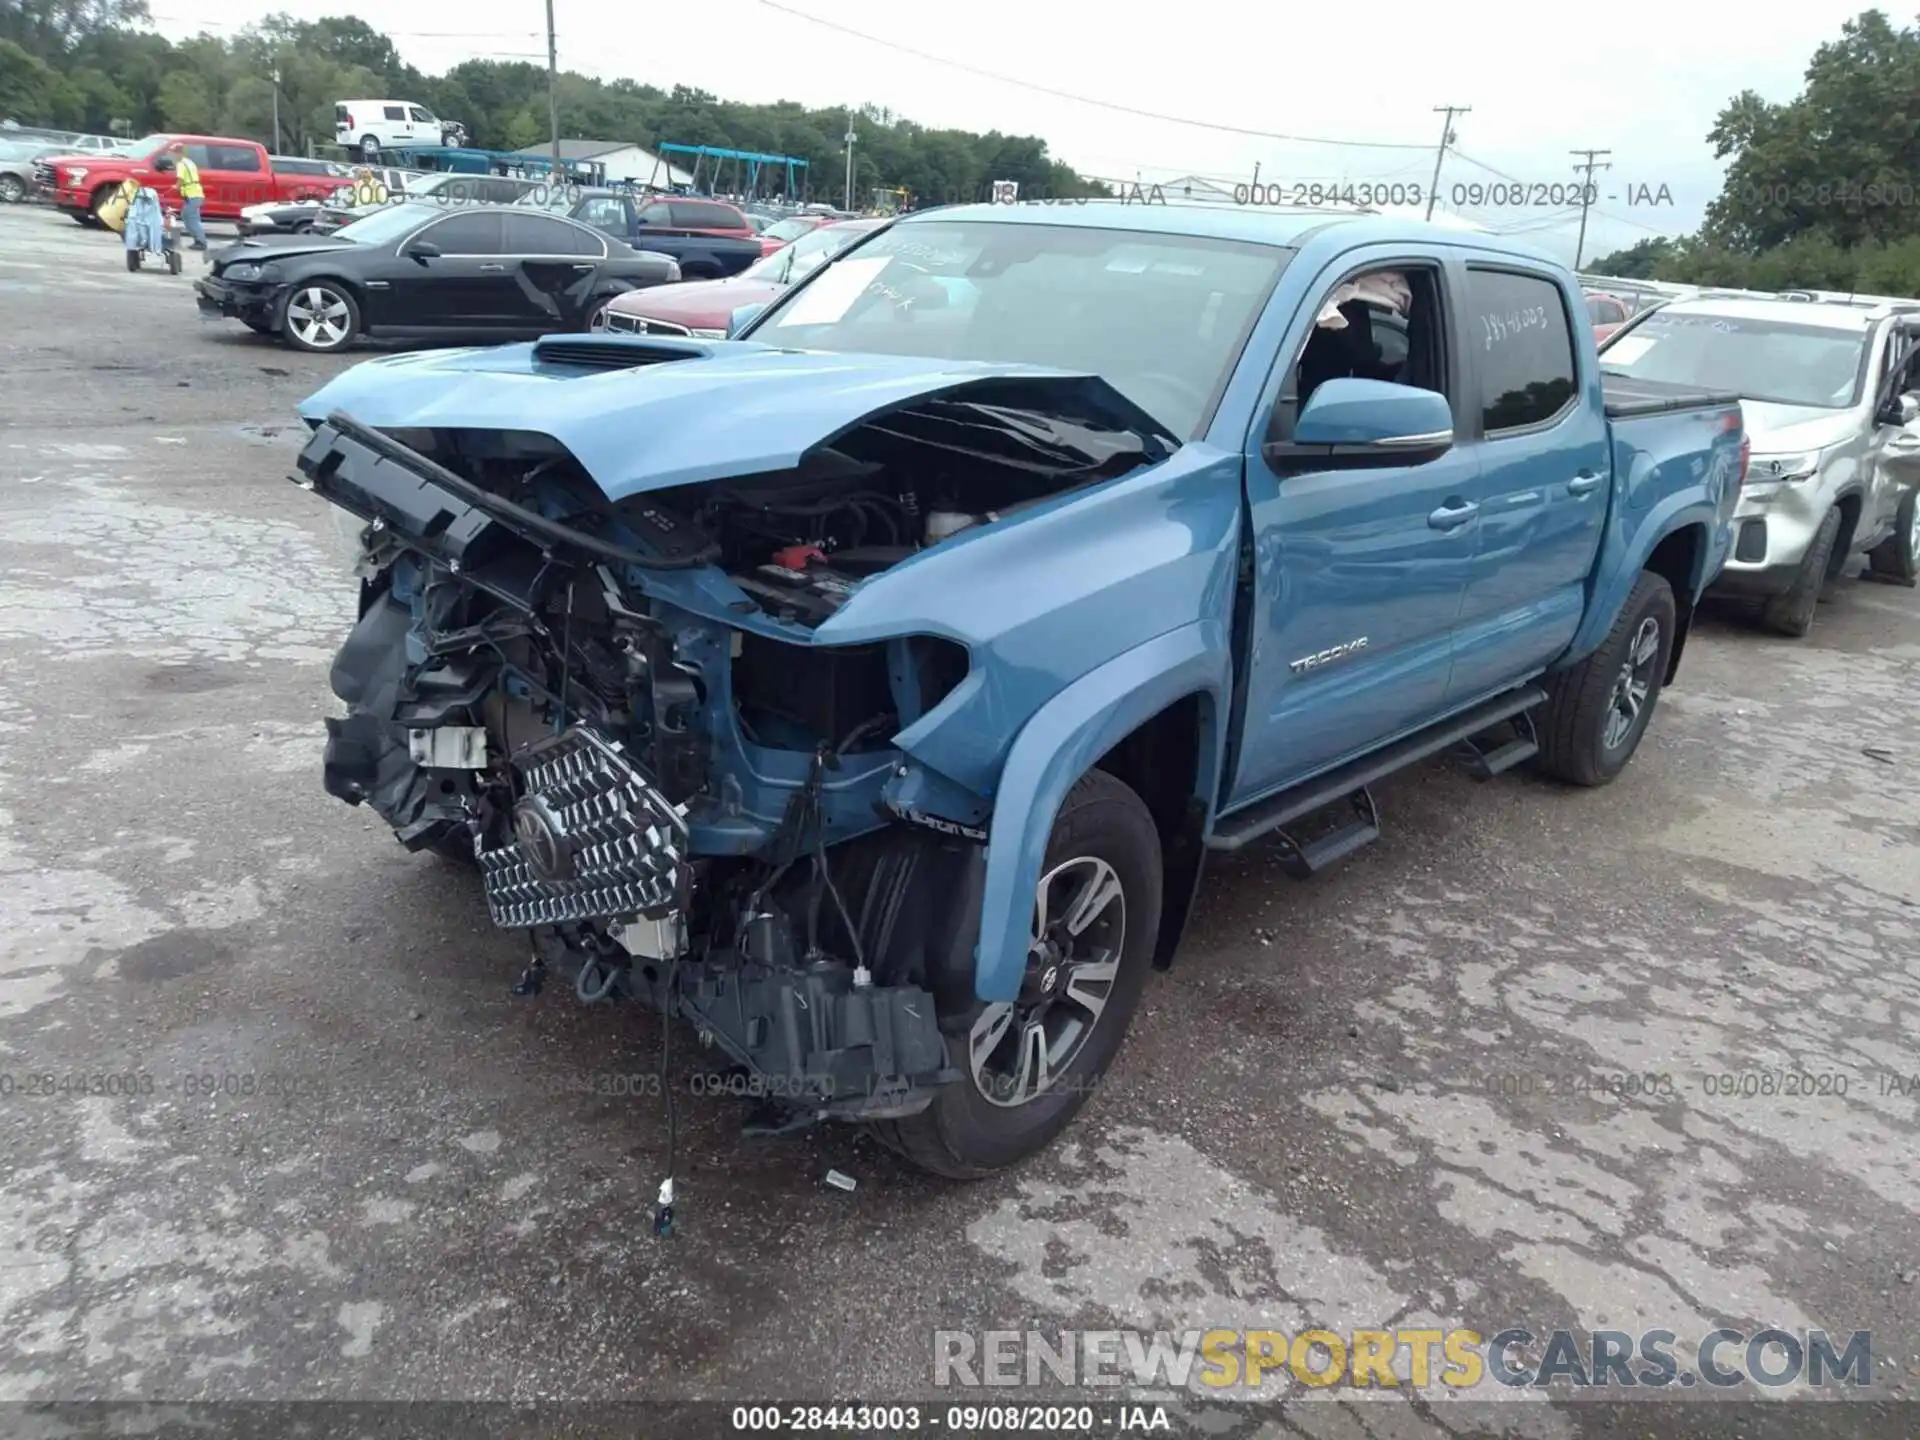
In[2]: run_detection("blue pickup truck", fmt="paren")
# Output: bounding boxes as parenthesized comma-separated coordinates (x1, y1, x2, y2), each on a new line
(294, 202, 1746, 1178)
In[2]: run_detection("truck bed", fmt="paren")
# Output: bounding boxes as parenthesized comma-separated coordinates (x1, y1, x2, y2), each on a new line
(1602, 372, 1741, 419)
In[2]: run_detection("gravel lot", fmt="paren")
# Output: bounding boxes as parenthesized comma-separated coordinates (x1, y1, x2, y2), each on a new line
(1, 202, 1917, 1437)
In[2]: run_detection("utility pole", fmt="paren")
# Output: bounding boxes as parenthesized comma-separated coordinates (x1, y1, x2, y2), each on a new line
(545, 0, 561, 182)
(1570, 148, 1612, 268)
(843, 109, 856, 211)
(270, 64, 280, 155)
(1425, 104, 1469, 220)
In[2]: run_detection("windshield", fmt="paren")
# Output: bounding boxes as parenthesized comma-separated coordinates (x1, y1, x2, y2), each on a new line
(123, 134, 172, 161)
(332, 204, 437, 246)
(1600, 310, 1868, 408)
(750, 219, 1291, 437)
(763, 217, 817, 243)
(743, 221, 880, 285)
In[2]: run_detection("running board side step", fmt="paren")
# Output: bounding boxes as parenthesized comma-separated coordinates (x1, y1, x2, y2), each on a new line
(1452, 708, 1539, 780)
(1207, 685, 1547, 859)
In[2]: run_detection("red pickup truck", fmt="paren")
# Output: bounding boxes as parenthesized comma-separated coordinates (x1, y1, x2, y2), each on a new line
(43, 134, 347, 226)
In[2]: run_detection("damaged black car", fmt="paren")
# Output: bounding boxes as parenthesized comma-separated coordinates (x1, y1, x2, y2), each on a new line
(196, 201, 680, 354)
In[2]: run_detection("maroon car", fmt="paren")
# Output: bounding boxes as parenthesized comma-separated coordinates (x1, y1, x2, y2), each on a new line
(594, 216, 886, 337)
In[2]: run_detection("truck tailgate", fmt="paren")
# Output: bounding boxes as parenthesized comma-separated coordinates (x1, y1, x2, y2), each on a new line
(1602, 373, 1741, 419)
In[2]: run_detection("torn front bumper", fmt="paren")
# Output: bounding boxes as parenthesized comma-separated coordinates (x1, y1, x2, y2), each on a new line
(195, 275, 281, 327)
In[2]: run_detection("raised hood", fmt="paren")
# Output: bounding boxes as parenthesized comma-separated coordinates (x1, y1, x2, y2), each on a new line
(295, 339, 1180, 500)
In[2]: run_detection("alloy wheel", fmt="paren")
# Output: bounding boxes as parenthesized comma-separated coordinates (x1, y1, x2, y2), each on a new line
(968, 855, 1125, 1108)
(1603, 615, 1661, 751)
(287, 287, 351, 349)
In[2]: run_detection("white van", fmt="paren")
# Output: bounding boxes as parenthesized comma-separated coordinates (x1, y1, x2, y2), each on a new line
(334, 101, 466, 156)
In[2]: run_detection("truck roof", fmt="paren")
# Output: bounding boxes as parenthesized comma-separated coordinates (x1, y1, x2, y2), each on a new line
(896, 200, 1557, 263)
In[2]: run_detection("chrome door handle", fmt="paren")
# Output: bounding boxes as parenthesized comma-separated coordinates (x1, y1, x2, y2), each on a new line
(1428, 500, 1479, 530)
(1567, 472, 1603, 495)
(479, 263, 506, 272)
(571, 263, 594, 272)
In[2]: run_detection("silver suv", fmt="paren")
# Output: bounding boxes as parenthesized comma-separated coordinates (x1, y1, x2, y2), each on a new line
(1600, 296, 1920, 635)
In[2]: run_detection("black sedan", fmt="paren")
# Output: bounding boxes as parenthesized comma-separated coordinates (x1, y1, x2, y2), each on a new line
(193, 202, 680, 353)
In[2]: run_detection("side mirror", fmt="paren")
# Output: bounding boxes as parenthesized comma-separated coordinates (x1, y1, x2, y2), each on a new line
(1899, 393, 1919, 426)
(1263, 377, 1455, 471)
(727, 302, 768, 338)
(404, 240, 440, 261)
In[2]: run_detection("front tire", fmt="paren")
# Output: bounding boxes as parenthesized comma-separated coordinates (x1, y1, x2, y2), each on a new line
(1535, 570, 1676, 787)
(281, 281, 361, 353)
(1761, 505, 1841, 637)
(871, 769, 1162, 1178)
(1867, 487, 1920, 586)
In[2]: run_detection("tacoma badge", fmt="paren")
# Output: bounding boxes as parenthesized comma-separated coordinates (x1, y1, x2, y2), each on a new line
(1289, 637, 1370, 674)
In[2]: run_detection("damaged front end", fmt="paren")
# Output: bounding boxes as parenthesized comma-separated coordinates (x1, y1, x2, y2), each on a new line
(296, 342, 1176, 1127)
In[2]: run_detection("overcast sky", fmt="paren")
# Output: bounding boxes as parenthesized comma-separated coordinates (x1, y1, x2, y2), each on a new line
(152, 0, 1869, 265)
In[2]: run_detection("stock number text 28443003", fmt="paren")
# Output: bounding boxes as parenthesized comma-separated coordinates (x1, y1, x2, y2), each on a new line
(1236, 181, 1428, 208)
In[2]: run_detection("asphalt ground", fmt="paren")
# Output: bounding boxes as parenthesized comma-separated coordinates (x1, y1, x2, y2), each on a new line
(1, 201, 1917, 1439)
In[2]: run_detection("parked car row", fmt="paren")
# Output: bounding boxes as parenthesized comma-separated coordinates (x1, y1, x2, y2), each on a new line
(38, 133, 351, 222)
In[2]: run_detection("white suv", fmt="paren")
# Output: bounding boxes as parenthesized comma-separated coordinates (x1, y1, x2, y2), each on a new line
(335, 101, 466, 156)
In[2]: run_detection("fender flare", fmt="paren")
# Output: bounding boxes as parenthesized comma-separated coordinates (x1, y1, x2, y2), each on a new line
(972, 620, 1230, 1002)
(1562, 492, 1721, 667)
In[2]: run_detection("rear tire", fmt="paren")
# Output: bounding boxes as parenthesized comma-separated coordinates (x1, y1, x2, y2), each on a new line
(1761, 505, 1841, 637)
(869, 769, 1162, 1178)
(1867, 487, 1920, 586)
(360, 134, 381, 161)
(1535, 570, 1676, 787)
(0, 174, 24, 203)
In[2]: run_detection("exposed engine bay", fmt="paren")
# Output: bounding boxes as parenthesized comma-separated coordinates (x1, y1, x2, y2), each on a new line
(297, 383, 1171, 1143)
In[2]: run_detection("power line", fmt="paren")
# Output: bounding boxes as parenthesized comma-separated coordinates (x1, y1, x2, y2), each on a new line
(1570, 147, 1613, 267)
(1423, 105, 1469, 220)
(747, 0, 1432, 151)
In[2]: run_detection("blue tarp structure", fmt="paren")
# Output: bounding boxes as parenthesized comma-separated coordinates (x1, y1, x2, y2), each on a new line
(372, 146, 608, 185)
(123, 187, 164, 253)
(658, 143, 809, 199)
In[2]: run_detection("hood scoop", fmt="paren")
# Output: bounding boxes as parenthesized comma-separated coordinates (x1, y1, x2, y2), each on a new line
(533, 334, 715, 373)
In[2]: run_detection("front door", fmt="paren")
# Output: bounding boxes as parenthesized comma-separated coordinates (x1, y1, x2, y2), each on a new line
(1227, 252, 1482, 807)
(1446, 261, 1610, 702)
(1864, 321, 1920, 543)
(400, 211, 519, 327)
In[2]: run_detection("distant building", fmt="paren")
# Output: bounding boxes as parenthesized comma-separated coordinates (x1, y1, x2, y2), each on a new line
(507, 139, 692, 187)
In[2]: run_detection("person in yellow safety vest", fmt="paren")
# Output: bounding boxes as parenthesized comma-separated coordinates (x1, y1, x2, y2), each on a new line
(156, 152, 208, 251)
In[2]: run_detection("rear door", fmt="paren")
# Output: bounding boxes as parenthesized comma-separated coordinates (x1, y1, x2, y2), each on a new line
(403, 210, 517, 326)
(499, 213, 610, 329)
(1446, 261, 1610, 703)
(381, 104, 409, 147)
(207, 142, 266, 210)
